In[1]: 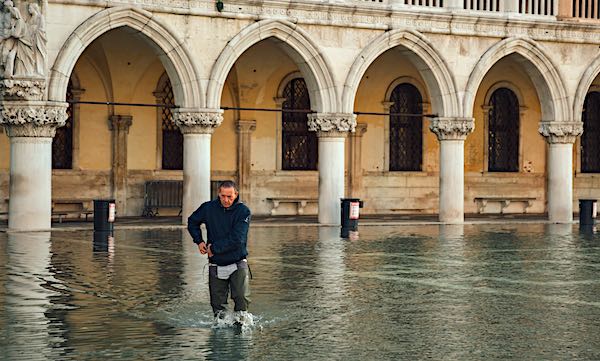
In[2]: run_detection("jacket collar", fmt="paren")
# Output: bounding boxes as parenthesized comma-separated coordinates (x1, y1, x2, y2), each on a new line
(217, 195, 241, 211)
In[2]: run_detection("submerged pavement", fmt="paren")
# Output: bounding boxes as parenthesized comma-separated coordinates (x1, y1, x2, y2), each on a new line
(0, 213, 557, 232)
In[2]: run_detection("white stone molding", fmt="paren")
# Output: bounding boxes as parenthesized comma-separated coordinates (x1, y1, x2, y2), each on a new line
(174, 109, 224, 134)
(343, 29, 458, 117)
(430, 117, 474, 140)
(207, 19, 337, 113)
(307, 113, 356, 137)
(464, 37, 569, 123)
(483, 81, 525, 105)
(47, 6, 202, 109)
(538, 121, 583, 144)
(384, 76, 429, 103)
(574, 54, 600, 124)
(0, 100, 68, 137)
(41, 1, 600, 44)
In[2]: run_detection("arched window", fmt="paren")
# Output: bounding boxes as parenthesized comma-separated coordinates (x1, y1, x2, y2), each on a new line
(157, 75, 182, 170)
(488, 88, 519, 172)
(389, 83, 422, 171)
(52, 80, 73, 169)
(582, 91, 600, 173)
(282, 78, 317, 170)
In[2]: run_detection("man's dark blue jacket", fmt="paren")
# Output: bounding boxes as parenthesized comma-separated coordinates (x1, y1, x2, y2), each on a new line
(187, 197, 251, 266)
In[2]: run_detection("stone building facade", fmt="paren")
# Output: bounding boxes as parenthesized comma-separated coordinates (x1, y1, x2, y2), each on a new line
(1, 0, 600, 230)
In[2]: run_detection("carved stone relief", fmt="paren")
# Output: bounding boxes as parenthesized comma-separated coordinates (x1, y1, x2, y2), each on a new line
(0, 100, 67, 137)
(307, 113, 357, 137)
(0, 1, 47, 78)
(538, 121, 583, 144)
(173, 109, 224, 134)
(430, 117, 475, 140)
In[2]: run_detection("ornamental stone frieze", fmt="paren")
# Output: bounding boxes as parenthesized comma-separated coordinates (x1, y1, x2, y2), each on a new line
(66, 0, 600, 44)
(307, 113, 356, 137)
(538, 121, 583, 144)
(430, 117, 475, 140)
(0, 100, 68, 137)
(173, 109, 224, 134)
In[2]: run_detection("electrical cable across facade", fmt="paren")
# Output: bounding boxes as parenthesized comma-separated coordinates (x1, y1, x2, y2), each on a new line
(68, 100, 438, 118)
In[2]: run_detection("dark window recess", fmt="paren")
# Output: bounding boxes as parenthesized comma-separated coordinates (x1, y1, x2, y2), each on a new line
(52, 80, 73, 169)
(282, 78, 317, 170)
(389, 83, 423, 171)
(582, 91, 600, 173)
(160, 77, 183, 170)
(488, 88, 519, 172)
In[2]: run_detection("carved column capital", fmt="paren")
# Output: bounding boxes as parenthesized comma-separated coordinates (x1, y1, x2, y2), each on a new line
(174, 108, 224, 134)
(236, 119, 256, 134)
(430, 117, 475, 140)
(350, 122, 368, 138)
(0, 100, 68, 137)
(381, 101, 395, 111)
(539, 121, 583, 144)
(308, 112, 357, 137)
(0, 77, 46, 101)
(109, 115, 133, 132)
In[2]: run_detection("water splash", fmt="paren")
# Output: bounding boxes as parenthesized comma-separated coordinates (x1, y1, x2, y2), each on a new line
(213, 310, 259, 333)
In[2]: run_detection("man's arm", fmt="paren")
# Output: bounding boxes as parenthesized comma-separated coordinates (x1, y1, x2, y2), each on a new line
(210, 208, 251, 255)
(187, 203, 206, 245)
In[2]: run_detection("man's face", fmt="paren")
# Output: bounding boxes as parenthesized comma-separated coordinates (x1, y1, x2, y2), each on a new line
(218, 186, 238, 208)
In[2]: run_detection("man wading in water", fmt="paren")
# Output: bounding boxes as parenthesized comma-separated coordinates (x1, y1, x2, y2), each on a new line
(187, 180, 252, 325)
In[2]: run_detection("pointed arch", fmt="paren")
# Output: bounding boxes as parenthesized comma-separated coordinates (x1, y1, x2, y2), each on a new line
(47, 6, 202, 108)
(206, 19, 337, 113)
(464, 37, 568, 122)
(574, 54, 600, 124)
(343, 29, 459, 117)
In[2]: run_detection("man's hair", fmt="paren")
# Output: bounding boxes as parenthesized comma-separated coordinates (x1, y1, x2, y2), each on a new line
(218, 180, 238, 192)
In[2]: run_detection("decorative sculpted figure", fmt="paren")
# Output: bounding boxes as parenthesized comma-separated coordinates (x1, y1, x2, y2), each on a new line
(27, 2, 46, 76)
(0, 0, 45, 78)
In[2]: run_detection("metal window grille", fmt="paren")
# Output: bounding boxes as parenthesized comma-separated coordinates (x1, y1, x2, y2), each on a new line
(488, 88, 519, 172)
(582, 91, 600, 173)
(160, 77, 183, 170)
(282, 78, 317, 170)
(389, 83, 423, 171)
(52, 80, 73, 169)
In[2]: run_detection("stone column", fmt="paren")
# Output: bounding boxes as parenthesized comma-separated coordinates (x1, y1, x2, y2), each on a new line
(539, 122, 583, 223)
(0, 96, 68, 231)
(174, 109, 223, 224)
(430, 117, 474, 224)
(109, 115, 132, 215)
(308, 113, 356, 225)
(444, 0, 464, 9)
(236, 119, 256, 204)
(501, 0, 520, 12)
(348, 122, 367, 198)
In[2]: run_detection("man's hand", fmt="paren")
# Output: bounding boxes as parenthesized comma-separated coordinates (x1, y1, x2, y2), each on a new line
(207, 244, 214, 257)
(198, 242, 207, 255)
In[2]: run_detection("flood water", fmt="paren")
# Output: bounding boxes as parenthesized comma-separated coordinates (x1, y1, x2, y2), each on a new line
(0, 224, 599, 360)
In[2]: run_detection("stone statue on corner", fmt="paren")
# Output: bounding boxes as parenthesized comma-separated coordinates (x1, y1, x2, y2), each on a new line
(0, 0, 47, 78)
